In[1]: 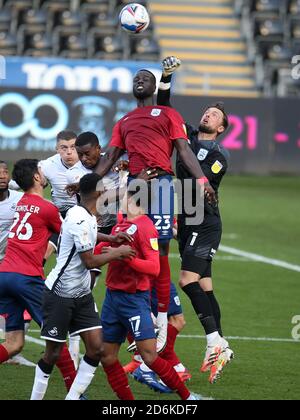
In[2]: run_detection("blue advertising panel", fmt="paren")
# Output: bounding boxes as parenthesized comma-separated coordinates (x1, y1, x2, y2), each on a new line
(0, 57, 162, 93)
(0, 87, 299, 175)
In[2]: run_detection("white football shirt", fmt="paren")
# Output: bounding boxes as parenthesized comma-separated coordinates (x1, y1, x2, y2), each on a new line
(66, 154, 128, 229)
(39, 154, 78, 213)
(0, 190, 23, 262)
(45, 205, 98, 298)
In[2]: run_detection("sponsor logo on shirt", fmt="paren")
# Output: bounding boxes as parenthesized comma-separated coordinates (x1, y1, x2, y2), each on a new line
(151, 109, 161, 117)
(126, 224, 138, 235)
(150, 238, 159, 251)
(197, 148, 209, 161)
(211, 160, 223, 174)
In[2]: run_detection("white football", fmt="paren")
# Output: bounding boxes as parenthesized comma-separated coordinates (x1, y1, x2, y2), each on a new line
(119, 3, 150, 34)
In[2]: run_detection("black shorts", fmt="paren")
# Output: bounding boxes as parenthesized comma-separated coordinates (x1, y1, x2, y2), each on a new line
(178, 219, 222, 278)
(41, 288, 101, 343)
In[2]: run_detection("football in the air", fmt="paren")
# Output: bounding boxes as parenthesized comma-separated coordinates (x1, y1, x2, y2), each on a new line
(119, 3, 150, 34)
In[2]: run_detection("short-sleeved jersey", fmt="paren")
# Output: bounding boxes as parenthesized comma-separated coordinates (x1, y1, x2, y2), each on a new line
(0, 194, 61, 278)
(45, 205, 98, 298)
(110, 105, 188, 175)
(95, 215, 159, 293)
(177, 125, 230, 223)
(39, 154, 78, 213)
(66, 155, 128, 228)
(0, 190, 23, 262)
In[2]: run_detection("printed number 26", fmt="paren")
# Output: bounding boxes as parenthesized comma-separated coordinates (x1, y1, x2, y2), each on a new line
(8, 212, 33, 241)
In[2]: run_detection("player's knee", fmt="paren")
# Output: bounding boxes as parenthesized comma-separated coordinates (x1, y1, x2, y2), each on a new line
(8, 342, 24, 357)
(179, 276, 188, 289)
(140, 349, 156, 366)
(44, 347, 62, 365)
(86, 346, 104, 362)
(169, 315, 186, 332)
(100, 353, 118, 368)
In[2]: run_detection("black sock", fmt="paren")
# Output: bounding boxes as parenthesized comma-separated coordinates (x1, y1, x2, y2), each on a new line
(83, 354, 100, 368)
(38, 359, 55, 375)
(206, 291, 223, 337)
(182, 282, 218, 335)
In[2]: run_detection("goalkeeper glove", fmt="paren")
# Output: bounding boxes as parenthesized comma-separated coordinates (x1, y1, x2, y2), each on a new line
(162, 56, 181, 77)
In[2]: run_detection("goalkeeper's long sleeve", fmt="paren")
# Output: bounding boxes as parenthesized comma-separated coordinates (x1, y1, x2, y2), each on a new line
(157, 74, 173, 107)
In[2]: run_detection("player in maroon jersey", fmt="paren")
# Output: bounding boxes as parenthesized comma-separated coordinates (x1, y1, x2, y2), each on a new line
(0, 159, 77, 393)
(95, 189, 202, 400)
(95, 69, 216, 355)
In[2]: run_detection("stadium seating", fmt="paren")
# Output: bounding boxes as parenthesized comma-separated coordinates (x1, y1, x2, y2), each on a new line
(236, 0, 300, 96)
(0, 0, 159, 61)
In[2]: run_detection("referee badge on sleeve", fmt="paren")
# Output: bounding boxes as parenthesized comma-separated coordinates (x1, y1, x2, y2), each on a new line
(150, 238, 159, 251)
(211, 160, 223, 174)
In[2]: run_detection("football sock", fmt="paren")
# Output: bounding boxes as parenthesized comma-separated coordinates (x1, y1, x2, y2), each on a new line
(69, 335, 81, 369)
(65, 355, 98, 400)
(154, 255, 171, 312)
(182, 282, 218, 335)
(56, 344, 77, 391)
(159, 323, 181, 367)
(103, 361, 134, 400)
(24, 322, 31, 334)
(150, 357, 190, 400)
(139, 362, 152, 373)
(206, 291, 223, 337)
(0, 344, 9, 364)
(30, 359, 54, 400)
(206, 331, 221, 347)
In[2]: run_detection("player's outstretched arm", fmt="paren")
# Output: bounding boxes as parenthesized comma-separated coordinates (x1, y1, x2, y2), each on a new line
(95, 146, 124, 178)
(80, 245, 136, 269)
(157, 56, 181, 107)
(174, 138, 216, 203)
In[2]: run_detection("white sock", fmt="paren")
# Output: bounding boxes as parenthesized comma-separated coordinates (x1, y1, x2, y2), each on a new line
(69, 335, 80, 370)
(207, 331, 221, 346)
(30, 365, 51, 400)
(65, 358, 97, 400)
(174, 363, 185, 373)
(24, 322, 30, 334)
(133, 354, 143, 363)
(140, 362, 152, 373)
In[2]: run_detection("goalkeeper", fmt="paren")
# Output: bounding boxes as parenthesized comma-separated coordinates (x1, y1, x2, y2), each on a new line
(158, 57, 234, 384)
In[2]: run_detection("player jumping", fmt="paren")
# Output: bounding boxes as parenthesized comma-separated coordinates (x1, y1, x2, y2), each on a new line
(158, 57, 234, 383)
(95, 69, 216, 359)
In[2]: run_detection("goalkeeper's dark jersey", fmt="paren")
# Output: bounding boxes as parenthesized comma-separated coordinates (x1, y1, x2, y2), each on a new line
(176, 124, 230, 226)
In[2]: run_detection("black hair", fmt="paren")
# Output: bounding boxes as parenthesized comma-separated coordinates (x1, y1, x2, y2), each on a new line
(205, 102, 229, 131)
(12, 159, 39, 192)
(136, 69, 156, 83)
(0, 160, 7, 166)
(56, 130, 77, 142)
(75, 132, 100, 148)
(79, 173, 102, 197)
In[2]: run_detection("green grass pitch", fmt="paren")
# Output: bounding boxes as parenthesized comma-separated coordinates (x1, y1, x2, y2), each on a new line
(1, 176, 300, 400)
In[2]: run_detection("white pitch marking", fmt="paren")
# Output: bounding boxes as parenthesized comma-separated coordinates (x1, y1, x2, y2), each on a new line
(168, 253, 251, 262)
(178, 335, 300, 344)
(25, 335, 84, 358)
(219, 245, 300, 273)
(26, 334, 299, 347)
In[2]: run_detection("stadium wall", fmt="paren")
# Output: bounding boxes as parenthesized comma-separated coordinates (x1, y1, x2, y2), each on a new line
(0, 58, 299, 174)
